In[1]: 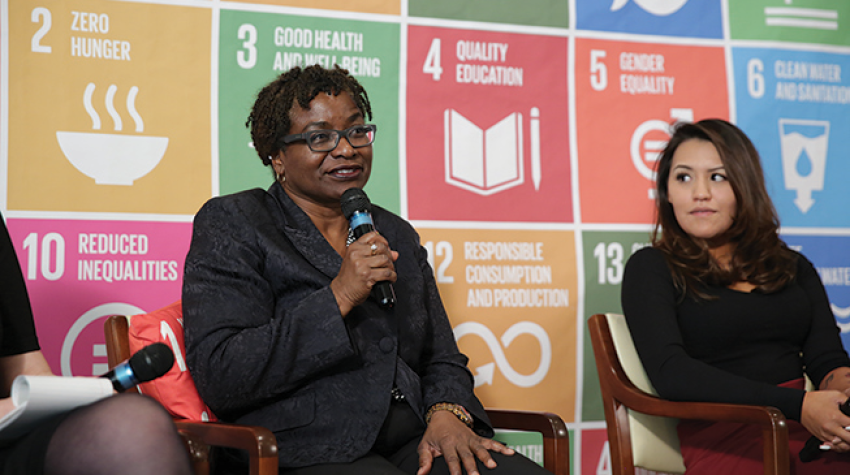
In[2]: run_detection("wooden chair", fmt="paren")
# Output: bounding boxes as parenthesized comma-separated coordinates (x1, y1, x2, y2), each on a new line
(487, 409, 570, 474)
(106, 313, 571, 475)
(104, 315, 278, 475)
(588, 313, 790, 475)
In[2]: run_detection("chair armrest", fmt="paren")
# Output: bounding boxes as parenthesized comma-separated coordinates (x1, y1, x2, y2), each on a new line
(609, 381, 788, 475)
(485, 409, 570, 475)
(486, 409, 567, 437)
(609, 367, 788, 428)
(174, 421, 278, 475)
(177, 428, 211, 475)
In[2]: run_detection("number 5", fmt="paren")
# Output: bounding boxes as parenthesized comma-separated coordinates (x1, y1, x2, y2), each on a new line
(590, 50, 607, 91)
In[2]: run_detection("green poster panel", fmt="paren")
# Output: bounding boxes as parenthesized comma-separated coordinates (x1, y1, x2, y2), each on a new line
(218, 10, 401, 212)
(580, 230, 652, 422)
(494, 428, 574, 473)
(493, 431, 545, 467)
(408, 0, 568, 28)
(728, 1, 850, 47)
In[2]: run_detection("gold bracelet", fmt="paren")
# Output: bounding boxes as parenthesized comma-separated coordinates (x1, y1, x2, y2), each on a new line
(425, 402, 474, 428)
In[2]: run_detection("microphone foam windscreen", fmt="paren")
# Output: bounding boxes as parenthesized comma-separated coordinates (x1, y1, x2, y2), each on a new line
(129, 342, 175, 382)
(340, 188, 371, 220)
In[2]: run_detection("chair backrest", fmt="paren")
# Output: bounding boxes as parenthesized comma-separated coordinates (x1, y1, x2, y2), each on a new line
(104, 309, 279, 475)
(104, 315, 136, 389)
(104, 303, 216, 421)
(589, 313, 687, 474)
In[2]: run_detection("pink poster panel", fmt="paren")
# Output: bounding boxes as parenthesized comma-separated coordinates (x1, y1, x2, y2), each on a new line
(574, 38, 729, 225)
(6, 218, 191, 377)
(406, 26, 570, 223)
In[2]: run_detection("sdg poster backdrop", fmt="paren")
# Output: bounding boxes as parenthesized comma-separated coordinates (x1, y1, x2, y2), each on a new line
(3, 0, 849, 473)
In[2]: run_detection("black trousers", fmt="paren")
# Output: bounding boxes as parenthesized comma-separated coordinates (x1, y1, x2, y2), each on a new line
(217, 400, 552, 475)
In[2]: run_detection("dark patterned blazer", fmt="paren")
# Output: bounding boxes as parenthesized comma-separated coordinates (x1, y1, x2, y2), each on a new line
(183, 182, 492, 468)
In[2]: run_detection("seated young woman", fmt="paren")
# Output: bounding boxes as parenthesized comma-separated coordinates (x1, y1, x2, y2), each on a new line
(622, 118, 850, 473)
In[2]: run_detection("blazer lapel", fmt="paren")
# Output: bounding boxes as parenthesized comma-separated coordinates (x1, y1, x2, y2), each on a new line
(268, 183, 343, 280)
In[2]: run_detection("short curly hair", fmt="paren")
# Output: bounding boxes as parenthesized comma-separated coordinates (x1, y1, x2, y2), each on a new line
(246, 65, 372, 166)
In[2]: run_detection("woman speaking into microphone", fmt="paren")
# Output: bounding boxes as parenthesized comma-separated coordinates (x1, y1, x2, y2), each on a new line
(182, 65, 548, 475)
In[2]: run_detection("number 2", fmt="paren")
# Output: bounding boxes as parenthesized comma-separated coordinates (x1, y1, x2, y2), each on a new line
(424, 241, 454, 284)
(31, 7, 52, 53)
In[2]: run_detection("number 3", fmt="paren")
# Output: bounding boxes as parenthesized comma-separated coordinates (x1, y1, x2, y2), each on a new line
(237, 23, 257, 69)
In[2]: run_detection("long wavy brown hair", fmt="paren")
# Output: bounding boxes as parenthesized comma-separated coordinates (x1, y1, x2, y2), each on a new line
(652, 119, 797, 299)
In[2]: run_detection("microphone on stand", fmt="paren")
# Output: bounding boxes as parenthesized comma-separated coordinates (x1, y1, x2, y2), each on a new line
(102, 342, 174, 392)
(340, 187, 396, 308)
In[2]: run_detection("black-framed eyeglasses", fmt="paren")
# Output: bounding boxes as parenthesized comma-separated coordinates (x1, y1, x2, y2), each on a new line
(281, 124, 377, 152)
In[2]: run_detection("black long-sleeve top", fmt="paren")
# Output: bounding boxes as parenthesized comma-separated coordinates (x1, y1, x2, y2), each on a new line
(621, 247, 850, 422)
(0, 213, 40, 358)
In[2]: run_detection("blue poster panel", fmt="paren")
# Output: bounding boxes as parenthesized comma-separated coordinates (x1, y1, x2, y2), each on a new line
(574, 0, 722, 39)
(783, 235, 850, 352)
(734, 48, 850, 228)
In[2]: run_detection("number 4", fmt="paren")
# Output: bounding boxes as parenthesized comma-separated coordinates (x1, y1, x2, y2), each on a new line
(423, 38, 443, 81)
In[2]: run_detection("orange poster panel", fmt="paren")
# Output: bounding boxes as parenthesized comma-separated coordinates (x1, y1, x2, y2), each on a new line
(222, 0, 400, 14)
(7, 1, 211, 214)
(418, 227, 578, 422)
(574, 38, 729, 224)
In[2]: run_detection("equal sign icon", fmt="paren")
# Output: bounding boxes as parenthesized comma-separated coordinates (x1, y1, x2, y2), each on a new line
(764, 7, 838, 30)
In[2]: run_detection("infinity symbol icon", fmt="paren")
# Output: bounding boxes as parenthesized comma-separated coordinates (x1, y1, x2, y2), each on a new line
(453, 321, 551, 388)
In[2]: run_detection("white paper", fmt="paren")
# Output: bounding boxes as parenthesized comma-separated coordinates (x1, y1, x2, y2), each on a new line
(0, 376, 114, 440)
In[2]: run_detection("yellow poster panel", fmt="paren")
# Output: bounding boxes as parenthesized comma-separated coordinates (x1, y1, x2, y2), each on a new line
(418, 228, 577, 422)
(225, 0, 400, 15)
(8, 1, 211, 214)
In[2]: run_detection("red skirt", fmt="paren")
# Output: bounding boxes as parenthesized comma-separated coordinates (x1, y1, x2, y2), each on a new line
(678, 379, 850, 474)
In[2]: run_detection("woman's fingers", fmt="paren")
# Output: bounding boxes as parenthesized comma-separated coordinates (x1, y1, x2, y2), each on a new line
(331, 232, 397, 314)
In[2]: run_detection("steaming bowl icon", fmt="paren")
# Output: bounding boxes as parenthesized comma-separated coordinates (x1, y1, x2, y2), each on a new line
(56, 131, 169, 185)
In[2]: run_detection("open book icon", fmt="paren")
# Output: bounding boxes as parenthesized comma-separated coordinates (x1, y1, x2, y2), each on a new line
(444, 109, 525, 196)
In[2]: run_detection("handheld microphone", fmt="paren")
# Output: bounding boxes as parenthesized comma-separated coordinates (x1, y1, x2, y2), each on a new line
(102, 342, 174, 392)
(799, 398, 850, 462)
(340, 187, 396, 308)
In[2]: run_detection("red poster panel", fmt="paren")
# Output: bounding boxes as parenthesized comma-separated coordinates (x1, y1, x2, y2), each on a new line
(406, 26, 570, 223)
(575, 38, 729, 225)
(581, 428, 611, 475)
